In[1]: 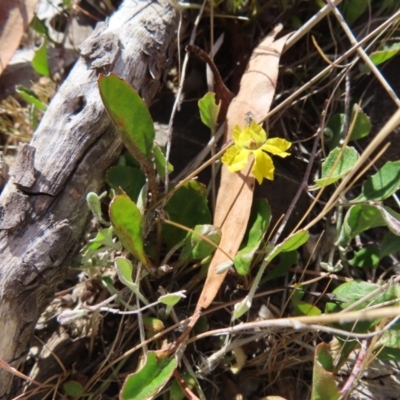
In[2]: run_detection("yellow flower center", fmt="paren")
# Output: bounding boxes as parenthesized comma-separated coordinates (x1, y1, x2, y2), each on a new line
(245, 138, 261, 150)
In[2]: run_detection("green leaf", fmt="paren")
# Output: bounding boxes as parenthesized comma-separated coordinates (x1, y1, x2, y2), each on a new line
(32, 38, 50, 77)
(114, 257, 137, 292)
(106, 165, 146, 203)
(292, 299, 321, 316)
(314, 147, 359, 187)
(88, 226, 116, 250)
(198, 92, 221, 133)
(265, 230, 309, 263)
(380, 231, 400, 259)
(376, 346, 400, 361)
(30, 15, 50, 38)
(98, 73, 155, 170)
(170, 373, 196, 400)
(234, 199, 271, 276)
(262, 251, 298, 283)
(342, 0, 368, 25)
(233, 295, 251, 320)
(378, 205, 400, 235)
(349, 104, 372, 141)
(154, 144, 174, 180)
(353, 161, 400, 202)
(348, 246, 380, 268)
(121, 352, 177, 400)
(109, 195, 147, 265)
(338, 204, 400, 245)
(311, 343, 341, 400)
(63, 381, 85, 397)
(377, 325, 400, 350)
(369, 42, 400, 67)
(163, 181, 211, 249)
(180, 224, 221, 261)
(87, 192, 109, 226)
(16, 86, 47, 111)
(114, 257, 148, 304)
(327, 280, 399, 311)
(159, 291, 186, 306)
(143, 316, 165, 332)
(325, 105, 371, 149)
(337, 205, 386, 245)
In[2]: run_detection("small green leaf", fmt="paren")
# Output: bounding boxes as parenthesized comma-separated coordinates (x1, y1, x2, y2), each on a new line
(63, 381, 85, 397)
(88, 226, 116, 250)
(265, 230, 309, 263)
(325, 105, 371, 149)
(215, 260, 233, 274)
(198, 92, 221, 133)
(109, 195, 147, 265)
(106, 165, 146, 203)
(376, 346, 400, 361)
(170, 373, 197, 400)
(32, 38, 50, 77)
(348, 246, 380, 268)
(87, 192, 109, 226)
(159, 291, 186, 306)
(311, 343, 340, 400)
(342, 0, 368, 25)
(349, 104, 372, 141)
(337, 205, 386, 245)
(378, 205, 400, 235)
(114, 257, 137, 292)
(180, 224, 221, 261)
(263, 251, 298, 283)
(234, 199, 270, 276)
(154, 144, 174, 180)
(292, 299, 321, 316)
(143, 316, 165, 332)
(163, 181, 211, 249)
(121, 352, 177, 400)
(380, 231, 400, 259)
(353, 161, 400, 202)
(314, 147, 359, 187)
(338, 204, 400, 245)
(233, 295, 251, 320)
(369, 42, 400, 67)
(98, 74, 155, 171)
(16, 86, 47, 111)
(30, 15, 50, 38)
(327, 280, 399, 311)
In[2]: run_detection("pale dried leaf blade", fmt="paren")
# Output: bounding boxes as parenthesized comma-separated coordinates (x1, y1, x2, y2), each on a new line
(198, 29, 291, 310)
(226, 30, 292, 127)
(0, 0, 40, 76)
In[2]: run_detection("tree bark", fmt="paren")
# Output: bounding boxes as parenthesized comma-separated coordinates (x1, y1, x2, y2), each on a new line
(0, 0, 178, 395)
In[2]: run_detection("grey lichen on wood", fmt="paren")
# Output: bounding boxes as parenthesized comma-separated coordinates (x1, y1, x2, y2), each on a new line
(0, 0, 179, 396)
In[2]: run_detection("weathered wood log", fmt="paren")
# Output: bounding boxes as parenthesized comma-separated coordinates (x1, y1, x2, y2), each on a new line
(0, 0, 179, 395)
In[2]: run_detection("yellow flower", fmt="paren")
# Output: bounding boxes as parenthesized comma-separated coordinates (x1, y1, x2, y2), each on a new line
(221, 120, 292, 184)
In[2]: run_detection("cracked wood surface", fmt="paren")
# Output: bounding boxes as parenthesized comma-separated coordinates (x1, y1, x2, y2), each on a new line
(0, 0, 178, 395)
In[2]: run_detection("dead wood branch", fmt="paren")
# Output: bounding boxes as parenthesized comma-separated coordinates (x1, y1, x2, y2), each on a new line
(0, 0, 179, 395)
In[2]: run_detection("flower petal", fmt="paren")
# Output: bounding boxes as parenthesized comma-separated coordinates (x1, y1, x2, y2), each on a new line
(262, 138, 292, 157)
(249, 120, 267, 143)
(232, 125, 243, 144)
(253, 150, 275, 184)
(221, 145, 250, 172)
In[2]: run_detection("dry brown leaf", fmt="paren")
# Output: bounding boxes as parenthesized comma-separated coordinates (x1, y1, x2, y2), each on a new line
(0, 0, 39, 77)
(160, 28, 292, 356)
(197, 28, 292, 310)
